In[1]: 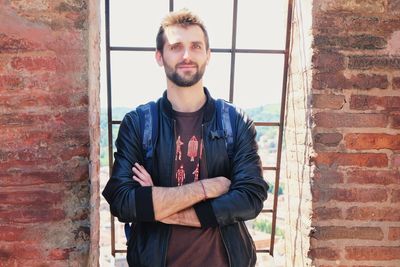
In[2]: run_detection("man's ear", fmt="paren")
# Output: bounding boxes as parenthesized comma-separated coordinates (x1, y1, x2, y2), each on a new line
(206, 49, 211, 65)
(155, 50, 164, 66)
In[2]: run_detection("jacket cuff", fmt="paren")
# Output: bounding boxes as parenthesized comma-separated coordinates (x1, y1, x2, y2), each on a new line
(135, 186, 155, 221)
(193, 200, 218, 228)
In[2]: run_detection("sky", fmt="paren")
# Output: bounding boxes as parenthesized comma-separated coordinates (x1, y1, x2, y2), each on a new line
(100, 0, 289, 113)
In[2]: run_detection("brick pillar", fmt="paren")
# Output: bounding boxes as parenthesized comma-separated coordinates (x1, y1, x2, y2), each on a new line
(0, 0, 100, 265)
(309, 0, 400, 266)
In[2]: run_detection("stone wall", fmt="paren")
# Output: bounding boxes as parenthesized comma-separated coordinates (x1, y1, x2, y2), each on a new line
(0, 0, 100, 265)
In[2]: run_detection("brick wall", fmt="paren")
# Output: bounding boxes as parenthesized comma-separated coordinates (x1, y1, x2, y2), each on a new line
(309, 0, 400, 266)
(0, 0, 99, 265)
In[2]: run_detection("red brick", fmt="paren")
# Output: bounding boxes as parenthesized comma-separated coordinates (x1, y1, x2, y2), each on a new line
(314, 112, 387, 128)
(0, 208, 65, 223)
(350, 95, 400, 111)
(349, 56, 400, 70)
(0, 33, 39, 52)
(0, 190, 63, 205)
(311, 226, 384, 240)
(312, 52, 345, 72)
(346, 206, 400, 221)
(392, 153, 400, 167)
(312, 94, 346, 110)
(314, 14, 400, 36)
(0, 226, 24, 241)
(345, 246, 400, 260)
(393, 77, 400, 89)
(48, 248, 71, 260)
(11, 56, 58, 72)
(0, 113, 53, 127)
(315, 188, 387, 203)
(308, 247, 340, 260)
(0, 243, 43, 260)
(0, 75, 24, 91)
(313, 167, 344, 184)
(314, 35, 387, 50)
(312, 207, 342, 220)
(347, 170, 400, 185)
(0, 92, 85, 111)
(313, 72, 389, 90)
(388, 227, 400, 240)
(345, 133, 400, 150)
(391, 112, 400, 128)
(392, 189, 400, 202)
(314, 132, 343, 146)
(314, 152, 388, 167)
(388, 0, 400, 12)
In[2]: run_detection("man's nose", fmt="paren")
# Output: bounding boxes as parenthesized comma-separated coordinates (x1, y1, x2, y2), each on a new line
(182, 48, 191, 60)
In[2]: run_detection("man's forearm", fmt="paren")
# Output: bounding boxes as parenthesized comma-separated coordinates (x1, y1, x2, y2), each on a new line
(159, 207, 201, 228)
(152, 177, 230, 220)
(152, 182, 204, 220)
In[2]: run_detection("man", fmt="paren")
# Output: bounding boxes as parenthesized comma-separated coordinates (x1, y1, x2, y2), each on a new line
(102, 9, 269, 267)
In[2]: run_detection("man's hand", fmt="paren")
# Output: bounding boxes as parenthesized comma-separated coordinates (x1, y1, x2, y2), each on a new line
(160, 207, 201, 228)
(132, 163, 153, 186)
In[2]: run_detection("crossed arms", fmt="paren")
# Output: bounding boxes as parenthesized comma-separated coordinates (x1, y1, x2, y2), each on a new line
(132, 163, 231, 228)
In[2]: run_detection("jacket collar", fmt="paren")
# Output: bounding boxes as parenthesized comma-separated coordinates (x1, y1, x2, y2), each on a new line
(160, 87, 216, 123)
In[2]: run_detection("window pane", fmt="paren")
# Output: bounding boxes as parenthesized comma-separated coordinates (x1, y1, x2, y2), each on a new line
(256, 126, 278, 167)
(233, 54, 284, 109)
(115, 220, 128, 251)
(203, 53, 231, 101)
(110, 0, 169, 47)
(236, 0, 287, 50)
(263, 170, 276, 210)
(110, 51, 165, 121)
(174, 0, 233, 48)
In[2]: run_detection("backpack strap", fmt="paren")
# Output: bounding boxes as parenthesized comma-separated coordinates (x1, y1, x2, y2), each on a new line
(125, 101, 158, 242)
(216, 99, 235, 159)
(136, 101, 158, 170)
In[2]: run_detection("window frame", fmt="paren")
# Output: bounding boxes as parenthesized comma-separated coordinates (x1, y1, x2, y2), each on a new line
(105, 0, 294, 257)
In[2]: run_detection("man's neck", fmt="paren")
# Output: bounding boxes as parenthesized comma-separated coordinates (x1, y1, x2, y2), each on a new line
(166, 81, 206, 113)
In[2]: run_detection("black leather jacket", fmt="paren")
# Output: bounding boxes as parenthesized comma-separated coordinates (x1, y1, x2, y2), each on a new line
(103, 88, 269, 267)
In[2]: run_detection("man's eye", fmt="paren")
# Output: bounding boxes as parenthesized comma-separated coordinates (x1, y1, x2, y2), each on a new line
(170, 45, 181, 50)
(193, 44, 201, 49)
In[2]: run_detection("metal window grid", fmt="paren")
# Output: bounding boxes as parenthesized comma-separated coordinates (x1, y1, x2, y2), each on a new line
(105, 0, 293, 257)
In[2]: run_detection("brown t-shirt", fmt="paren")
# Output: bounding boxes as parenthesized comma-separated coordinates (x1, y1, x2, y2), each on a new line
(166, 107, 229, 267)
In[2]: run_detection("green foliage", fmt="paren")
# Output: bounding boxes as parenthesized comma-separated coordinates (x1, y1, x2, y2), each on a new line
(252, 218, 285, 238)
(268, 184, 284, 196)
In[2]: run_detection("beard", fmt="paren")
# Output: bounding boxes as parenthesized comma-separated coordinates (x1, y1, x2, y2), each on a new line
(163, 60, 206, 87)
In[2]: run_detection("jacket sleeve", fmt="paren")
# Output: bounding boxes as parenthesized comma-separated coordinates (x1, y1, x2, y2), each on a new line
(102, 112, 155, 223)
(194, 110, 269, 227)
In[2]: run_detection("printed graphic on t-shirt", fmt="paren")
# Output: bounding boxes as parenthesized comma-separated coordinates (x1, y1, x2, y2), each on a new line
(174, 135, 202, 186)
(176, 165, 185, 186)
(187, 136, 198, 162)
(175, 136, 184, 161)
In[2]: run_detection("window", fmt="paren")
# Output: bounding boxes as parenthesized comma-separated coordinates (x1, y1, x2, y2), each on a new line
(102, 0, 293, 263)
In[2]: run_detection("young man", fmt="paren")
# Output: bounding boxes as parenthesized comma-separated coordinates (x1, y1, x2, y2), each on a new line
(102, 9, 269, 267)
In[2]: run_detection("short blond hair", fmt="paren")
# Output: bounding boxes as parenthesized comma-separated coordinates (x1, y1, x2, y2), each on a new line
(156, 9, 210, 53)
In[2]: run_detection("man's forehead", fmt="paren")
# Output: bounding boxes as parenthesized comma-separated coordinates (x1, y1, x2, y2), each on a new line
(164, 25, 206, 45)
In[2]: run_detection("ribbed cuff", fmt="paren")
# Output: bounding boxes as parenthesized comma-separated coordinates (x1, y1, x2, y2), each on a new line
(135, 186, 155, 221)
(193, 200, 218, 228)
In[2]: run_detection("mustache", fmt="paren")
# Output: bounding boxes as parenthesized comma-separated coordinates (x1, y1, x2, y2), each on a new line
(176, 61, 198, 67)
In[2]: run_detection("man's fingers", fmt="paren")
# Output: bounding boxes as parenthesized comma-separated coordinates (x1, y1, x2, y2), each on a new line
(133, 175, 145, 186)
(135, 163, 149, 175)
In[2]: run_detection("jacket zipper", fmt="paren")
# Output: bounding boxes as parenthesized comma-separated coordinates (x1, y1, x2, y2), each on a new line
(202, 123, 232, 267)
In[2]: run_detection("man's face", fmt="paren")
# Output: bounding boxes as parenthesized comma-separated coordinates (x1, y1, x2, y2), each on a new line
(156, 25, 210, 87)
